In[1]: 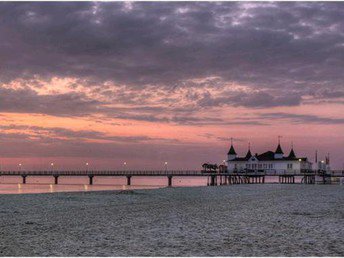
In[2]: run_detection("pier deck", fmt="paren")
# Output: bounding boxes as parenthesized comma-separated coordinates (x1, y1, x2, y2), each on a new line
(0, 170, 343, 186)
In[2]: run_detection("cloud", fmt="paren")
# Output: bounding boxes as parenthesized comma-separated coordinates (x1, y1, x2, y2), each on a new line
(259, 113, 344, 125)
(0, 2, 343, 111)
(0, 124, 180, 144)
(197, 91, 302, 108)
(0, 87, 102, 117)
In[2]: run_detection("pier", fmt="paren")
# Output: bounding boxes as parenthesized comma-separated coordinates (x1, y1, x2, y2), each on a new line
(0, 170, 343, 187)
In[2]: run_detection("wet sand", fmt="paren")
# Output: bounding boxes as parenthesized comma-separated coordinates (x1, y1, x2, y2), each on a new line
(0, 184, 343, 256)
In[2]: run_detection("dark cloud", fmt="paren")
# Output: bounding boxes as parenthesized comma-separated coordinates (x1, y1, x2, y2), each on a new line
(0, 87, 101, 116)
(0, 2, 343, 111)
(259, 113, 344, 124)
(0, 124, 180, 144)
(197, 91, 302, 108)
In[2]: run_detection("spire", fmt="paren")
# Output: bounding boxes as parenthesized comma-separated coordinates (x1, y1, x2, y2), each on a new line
(245, 142, 252, 159)
(275, 143, 284, 154)
(227, 137, 237, 155)
(275, 136, 284, 154)
(288, 148, 296, 159)
(227, 145, 237, 155)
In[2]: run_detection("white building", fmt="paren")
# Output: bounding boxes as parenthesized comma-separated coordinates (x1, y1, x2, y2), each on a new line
(227, 142, 312, 174)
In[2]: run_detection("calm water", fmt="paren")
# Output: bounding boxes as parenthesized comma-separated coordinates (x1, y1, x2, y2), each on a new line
(0, 175, 304, 194)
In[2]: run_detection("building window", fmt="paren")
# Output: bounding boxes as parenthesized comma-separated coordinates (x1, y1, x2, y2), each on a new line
(287, 164, 293, 169)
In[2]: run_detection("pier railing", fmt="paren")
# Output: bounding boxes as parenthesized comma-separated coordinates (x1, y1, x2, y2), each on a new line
(0, 170, 343, 176)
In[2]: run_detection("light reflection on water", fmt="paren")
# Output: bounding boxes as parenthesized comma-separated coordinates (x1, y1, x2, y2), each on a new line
(0, 175, 303, 194)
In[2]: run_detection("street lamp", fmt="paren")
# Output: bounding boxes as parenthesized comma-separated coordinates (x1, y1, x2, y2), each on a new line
(123, 162, 127, 171)
(51, 162, 54, 171)
(85, 162, 89, 171)
(18, 163, 22, 171)
(164, 161, 168, 172)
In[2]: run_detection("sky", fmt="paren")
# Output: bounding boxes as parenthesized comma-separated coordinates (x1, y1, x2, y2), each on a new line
(0, 2, 343, 170)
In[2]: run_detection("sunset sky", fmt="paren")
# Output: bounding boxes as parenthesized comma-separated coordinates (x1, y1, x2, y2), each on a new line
(0, 2, 343, 170)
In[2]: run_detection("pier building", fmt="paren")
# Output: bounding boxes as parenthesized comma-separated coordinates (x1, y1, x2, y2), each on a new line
(226, 142, 312, 174)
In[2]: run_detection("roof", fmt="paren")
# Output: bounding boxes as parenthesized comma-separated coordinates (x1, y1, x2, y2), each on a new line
(257, 151, 275, 161)
(227, 145, 237, 155)
(275, 144, 284, 154)
(288, 148, 296, 159)
(245, 149, 252, 159)
(230, 150, 309, 162)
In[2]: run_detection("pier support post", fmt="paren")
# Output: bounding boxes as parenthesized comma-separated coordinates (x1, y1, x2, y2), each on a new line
(127, 176, 132, 186)
(54, 175, 59, 185)
(210, 175, 216, 186)
(22, 175, 27, 184)
(168, 176, 173, 187)
(89, 175, 94, 185)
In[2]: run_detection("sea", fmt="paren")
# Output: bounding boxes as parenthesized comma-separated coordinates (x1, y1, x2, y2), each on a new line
(0, 175, 305, 194)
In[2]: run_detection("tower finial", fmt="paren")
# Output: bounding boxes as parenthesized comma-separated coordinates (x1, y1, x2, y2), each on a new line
(278, 135, 282, 144)
(291, 141, 293, 149)
(230, 137, 233, 145)
(248, 142, 251, 150)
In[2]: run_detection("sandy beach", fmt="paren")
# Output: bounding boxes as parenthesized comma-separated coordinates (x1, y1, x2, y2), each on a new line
(0, 184, 343, 256)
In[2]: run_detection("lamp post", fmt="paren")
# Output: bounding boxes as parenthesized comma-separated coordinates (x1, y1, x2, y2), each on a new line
(123, 162, 127, 171)
(164, 161, 168, 172)
(18, 163, 22, 171)
(51, 162, 54, 172)
(85, 162, 89, 172)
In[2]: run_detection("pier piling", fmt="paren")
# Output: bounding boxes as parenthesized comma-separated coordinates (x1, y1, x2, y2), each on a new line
(210, 175, 216, 186)
(54, 175, 59, 185)
(127, 176, 132, 186)
(22, 175, 27, 184)
(168, 176, 173, 187)
(89, 175, 94, 185)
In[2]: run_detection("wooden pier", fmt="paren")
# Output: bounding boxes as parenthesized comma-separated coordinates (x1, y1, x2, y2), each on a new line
(0, 170, 342, 187)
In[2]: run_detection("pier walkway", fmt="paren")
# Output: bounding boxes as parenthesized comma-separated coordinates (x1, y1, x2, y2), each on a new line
(0, 170, 343, 186)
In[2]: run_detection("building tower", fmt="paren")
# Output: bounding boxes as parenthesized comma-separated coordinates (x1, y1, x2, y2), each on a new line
(227, 138, 237, 161)
(274, 137, 284, 159)
(288, 142, 296, 159)
(245, 142, 252, 159)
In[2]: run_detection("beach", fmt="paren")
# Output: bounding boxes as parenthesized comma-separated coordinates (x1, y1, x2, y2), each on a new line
(0, 184, 343, 256)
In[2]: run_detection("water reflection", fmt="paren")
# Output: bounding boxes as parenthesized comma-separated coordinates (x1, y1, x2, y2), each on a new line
(0, 175, 303, 194)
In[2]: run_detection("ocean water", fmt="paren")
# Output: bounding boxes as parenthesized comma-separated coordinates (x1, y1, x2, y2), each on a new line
(0, 175, 304, 194)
